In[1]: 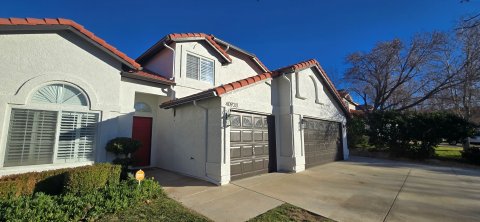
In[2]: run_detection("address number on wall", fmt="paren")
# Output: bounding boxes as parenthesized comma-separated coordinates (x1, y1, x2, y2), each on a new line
(225, 102, 238, 108)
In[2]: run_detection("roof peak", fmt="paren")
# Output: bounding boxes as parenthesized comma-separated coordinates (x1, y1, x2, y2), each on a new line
(136, 32, 269, 72)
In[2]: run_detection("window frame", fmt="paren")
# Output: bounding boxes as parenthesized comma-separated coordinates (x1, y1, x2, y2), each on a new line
(1, 82, 99, 169)
(2, 106, 100, 168)
(31, 82, 90, 108)
(185, 52, 215, 84)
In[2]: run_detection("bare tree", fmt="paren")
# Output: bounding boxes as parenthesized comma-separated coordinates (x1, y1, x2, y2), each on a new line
(459, 0, 480, 30)
(428, 19, 480, 121)
(345, 32, 459, 111)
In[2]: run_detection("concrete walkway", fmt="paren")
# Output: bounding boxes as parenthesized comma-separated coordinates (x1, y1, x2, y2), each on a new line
(150, 157, 480, 222)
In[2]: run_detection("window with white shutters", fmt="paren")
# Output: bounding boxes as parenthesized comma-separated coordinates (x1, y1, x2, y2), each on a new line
(4, 109, 57, 167)
(186, 54, 199, 80)
(3, 83, 98, 168)
(186, 53, 214, 84)
(200, 59, 214, 84)
(56, 112, 98, 163)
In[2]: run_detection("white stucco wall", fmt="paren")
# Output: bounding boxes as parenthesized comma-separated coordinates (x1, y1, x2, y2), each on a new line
(155, 98, 223, 184)
(275, 67, 348, 173)
(219, 80, 274, 184)
(143, 47, 174, 79)
(0, 30, 167, 176)
(144, 41, 264, 99)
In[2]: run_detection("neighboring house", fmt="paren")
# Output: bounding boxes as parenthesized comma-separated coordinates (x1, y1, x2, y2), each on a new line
(338, 89, 358, 112)
(0, 18, 349, 185)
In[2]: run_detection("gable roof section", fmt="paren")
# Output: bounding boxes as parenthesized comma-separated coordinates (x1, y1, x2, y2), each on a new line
(136, 33, 269, 72)
(275, 59, 350, 115)
(0, 18, 141, 69)
(160, 58, 349, 116)
(160, 72, 273, 108)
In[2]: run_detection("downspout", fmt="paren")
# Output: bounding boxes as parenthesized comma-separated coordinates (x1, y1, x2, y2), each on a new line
(193, 100, 217, 183)
(164, 43, 176, 99)
(281, 74, 296, 158)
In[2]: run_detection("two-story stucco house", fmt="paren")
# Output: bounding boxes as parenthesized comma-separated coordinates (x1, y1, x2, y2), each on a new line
(0, 18, 349, 185)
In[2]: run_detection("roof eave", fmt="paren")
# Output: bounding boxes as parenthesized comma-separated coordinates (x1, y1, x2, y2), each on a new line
(121, 72, 175, 86)
(137, 37, 231, 65)
(0, 25, 138, 70)
(160, 90, 217, 109)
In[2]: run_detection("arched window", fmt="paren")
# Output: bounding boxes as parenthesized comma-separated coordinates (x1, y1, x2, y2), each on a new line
(31, 84, 88, 106)
(134, 102, 152, 113)
(4, 83, 97, 168)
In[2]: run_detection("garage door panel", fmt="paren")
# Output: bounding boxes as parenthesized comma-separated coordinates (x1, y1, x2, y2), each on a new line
(254, 159, 264, 170)
(242, 160, 253, 173)
(253, 132, 263, 141)
(241, 145, 253, 157)
(230, 112, 270, 180)
(304, 118, 343, 168)
(231, 146, 241, 158)
(230, 131, 241, 142)
(242, 116, 253, 127)
(231, 162, 242, 176)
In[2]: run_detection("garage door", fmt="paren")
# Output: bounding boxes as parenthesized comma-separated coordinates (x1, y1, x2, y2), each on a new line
(304, 118, 343, 168)
(230, 112, 270, 180)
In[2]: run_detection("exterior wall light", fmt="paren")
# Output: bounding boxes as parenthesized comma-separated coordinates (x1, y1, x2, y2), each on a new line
(224, 110, 231, 127)
(300, 118, 308, 129)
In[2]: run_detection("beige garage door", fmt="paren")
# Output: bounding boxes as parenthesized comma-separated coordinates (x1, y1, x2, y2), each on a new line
(230, 111, 269, 180)
(304, 118, 343, 168)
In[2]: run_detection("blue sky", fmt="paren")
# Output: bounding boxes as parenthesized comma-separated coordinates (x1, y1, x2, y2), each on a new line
(1, 0, 479, 89)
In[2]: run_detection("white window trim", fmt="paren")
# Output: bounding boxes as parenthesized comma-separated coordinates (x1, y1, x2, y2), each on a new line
(185, 52, 215, 84)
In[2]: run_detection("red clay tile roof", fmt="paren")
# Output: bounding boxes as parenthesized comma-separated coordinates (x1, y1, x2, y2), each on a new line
(122, 70, 175, 85)
(168, 33, 232, 62)
(136, 33, 269, 72)
(160, 72, 273, 108)
(0, 18, 141, 69)
(213, 72, 272, 96)
(161, 59, 350, 116)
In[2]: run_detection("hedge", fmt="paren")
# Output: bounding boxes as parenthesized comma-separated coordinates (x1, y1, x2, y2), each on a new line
(364, 111, 477, 159)
(0, 163, 121, 198)
(0, 178, 163, 222)
(64, 163, 121, 195)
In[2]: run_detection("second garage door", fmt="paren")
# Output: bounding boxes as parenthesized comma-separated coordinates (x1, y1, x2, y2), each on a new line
(230, 112, 270, 180)
(304, 118, 343, 168)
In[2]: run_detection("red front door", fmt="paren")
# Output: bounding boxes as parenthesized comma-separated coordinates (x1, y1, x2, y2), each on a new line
(132, 116, 152, 167)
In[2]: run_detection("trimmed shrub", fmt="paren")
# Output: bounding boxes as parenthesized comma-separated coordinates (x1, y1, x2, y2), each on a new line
(64, 163, 121, 195)
(0, 168, 69, 198)
(106, 137, 141, 179)
(0, 163, 121, 198)
(0, 178, 163, 222)
(106, 137, 141, 155)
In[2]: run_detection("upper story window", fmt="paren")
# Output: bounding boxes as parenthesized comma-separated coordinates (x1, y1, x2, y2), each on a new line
(186, 54, 214, 84)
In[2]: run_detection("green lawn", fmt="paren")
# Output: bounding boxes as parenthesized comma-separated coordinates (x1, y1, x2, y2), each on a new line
(97, 194, 211, 222)
(435, 145, 463, 160)
(248, 204, 335, 222)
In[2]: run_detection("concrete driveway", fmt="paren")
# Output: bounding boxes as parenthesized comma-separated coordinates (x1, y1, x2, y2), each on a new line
(150, 157, 480, 222)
